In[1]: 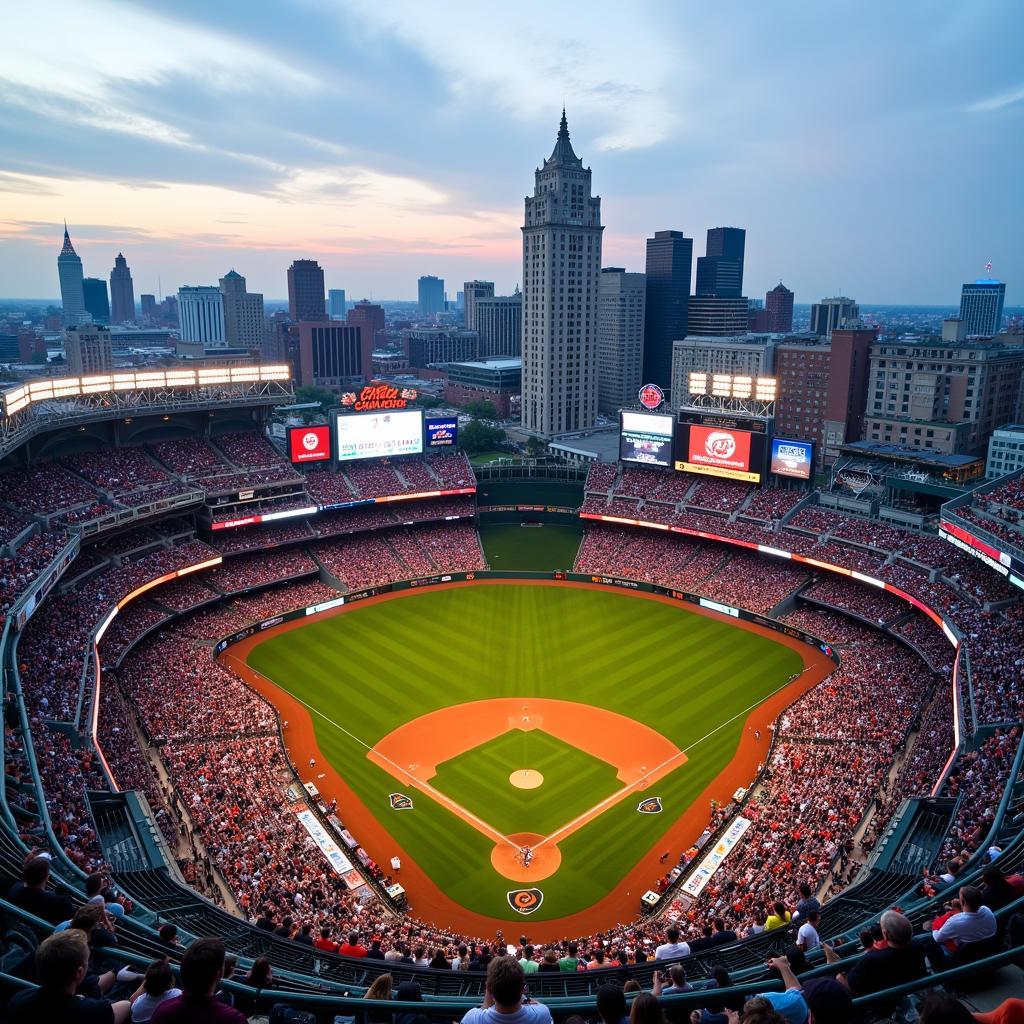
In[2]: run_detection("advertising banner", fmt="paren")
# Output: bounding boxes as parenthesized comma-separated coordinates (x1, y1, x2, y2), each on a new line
(680, 816, 752, 898)
(770, 437, 814, 480)
(288, 424, 331, 463)
(620, 411, 674, 467)
(425, 417, 458, 447)
(295, 808, 365, 889)
(335, 410, 424, 462)
(677, 424, 759, 482)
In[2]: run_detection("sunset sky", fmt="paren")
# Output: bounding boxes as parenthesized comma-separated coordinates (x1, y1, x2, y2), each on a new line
(1, 0, 1021, 303)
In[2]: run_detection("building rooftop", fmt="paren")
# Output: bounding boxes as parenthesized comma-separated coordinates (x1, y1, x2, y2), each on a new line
(840, 440, 982, 468)
(449, 358, 522, 370)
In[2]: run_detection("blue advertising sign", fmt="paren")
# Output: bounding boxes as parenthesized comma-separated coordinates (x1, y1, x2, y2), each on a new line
(770, 437, 813, 480)
(426, 417, 458, 447)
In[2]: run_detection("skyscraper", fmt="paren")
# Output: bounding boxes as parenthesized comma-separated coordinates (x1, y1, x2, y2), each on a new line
(417, 275, 445, 316)
(82, 278, 110, 324)
(810, 296, 859, 338)
(287, 260, 326, 321)
(57, 223, 86, 325)
(765, 282, 794, 333)
(328, 289, 347, 319)
(959, 278, 1006, 336)
(597, 268, 646, 415)
(476, 291, 522, 357)
(463, 280, 494, 330)
(521, 110, 603, 435)
(642, 230, 692, 390)
(140, 294, 157, 318)
(347, 300, 387, 353)
(109, 252, 135, 323)
(177, 286, 225, 345)
(219, 270, 265, 348)
(695, 227, 746, 297)
(64, 325, 113, 375)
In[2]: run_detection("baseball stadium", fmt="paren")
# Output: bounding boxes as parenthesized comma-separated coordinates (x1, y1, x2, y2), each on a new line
(0, 367, 1022, 1019)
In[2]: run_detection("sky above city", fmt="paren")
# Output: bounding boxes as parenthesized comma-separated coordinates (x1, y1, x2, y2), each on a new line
(1, 0, 1022, 304)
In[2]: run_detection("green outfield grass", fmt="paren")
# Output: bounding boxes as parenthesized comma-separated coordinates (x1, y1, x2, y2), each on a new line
(431, 730, 621, 836)
(246, 583, 802, 922)
(479, 522, 583, 571)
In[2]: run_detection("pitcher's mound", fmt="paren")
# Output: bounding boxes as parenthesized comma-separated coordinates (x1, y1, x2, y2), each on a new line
(509, 769, 543, 789)
(491, 832, 561, 882)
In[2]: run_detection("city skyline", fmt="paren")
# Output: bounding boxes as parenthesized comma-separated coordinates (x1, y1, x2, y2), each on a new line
(1, 1, 1022, 303)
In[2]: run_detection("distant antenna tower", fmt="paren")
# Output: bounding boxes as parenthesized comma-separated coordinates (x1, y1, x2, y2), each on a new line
(158, 276, 163, 302)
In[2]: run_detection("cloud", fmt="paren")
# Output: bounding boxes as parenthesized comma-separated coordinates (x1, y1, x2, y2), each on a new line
(965, 83, 1024, 113)
(1, 1, 317, 151)
(332, 0, 682, 151)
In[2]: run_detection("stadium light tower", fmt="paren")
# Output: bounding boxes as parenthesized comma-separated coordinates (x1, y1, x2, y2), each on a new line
(686, 371, 777, 418)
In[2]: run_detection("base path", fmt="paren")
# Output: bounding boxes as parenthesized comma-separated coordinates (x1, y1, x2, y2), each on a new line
(368, 697, 685, 875)
(226, 578, 835, 941)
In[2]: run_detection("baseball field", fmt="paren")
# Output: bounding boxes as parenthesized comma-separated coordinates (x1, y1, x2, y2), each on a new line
(236, 581, 826, 935)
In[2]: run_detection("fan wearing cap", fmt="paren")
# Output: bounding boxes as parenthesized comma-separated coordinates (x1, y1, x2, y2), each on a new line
(739, 956, 852, 1024)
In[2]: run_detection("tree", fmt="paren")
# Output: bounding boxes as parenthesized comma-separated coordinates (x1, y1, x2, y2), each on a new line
(461, 398, 498, 420)
(459, 418, 505, 454)
(294, 385, 337, 414)
(414, 394, 444, 409)
(525, 435, 547, 459)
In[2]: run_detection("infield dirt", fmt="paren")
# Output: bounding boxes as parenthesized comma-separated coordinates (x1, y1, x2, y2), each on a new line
(225, 579, 834, 940)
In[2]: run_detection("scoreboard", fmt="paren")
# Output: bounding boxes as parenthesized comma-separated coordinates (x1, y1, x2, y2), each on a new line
(674, 411, 768, 484)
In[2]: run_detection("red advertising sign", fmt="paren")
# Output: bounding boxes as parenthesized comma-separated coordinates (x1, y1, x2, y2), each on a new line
(682, 424, 753, 479)
(340, 382, 418, 412)
(638, 383, 664, 410)
(288, 424, 331, 463)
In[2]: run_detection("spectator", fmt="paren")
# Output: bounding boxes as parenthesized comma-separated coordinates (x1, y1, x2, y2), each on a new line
(363, 973, 392, 1024)
(7, 855, 74, 926)
(394, 981, 430, 1024)
(629, 993, 666, 1024)
(339, 930, 369, 958)
(824, 911, 926, 1009)
(559, 943, 581, 972)
(796, 911, 820, 953)
(150, 938, 245, 1022)
(460, 956, 552, 1024)
(315, 927, 340, 954)
(518, 944, 538, 974)
(764, 902, 792, 932)
(793, 884, 819, 921)
(130, 959, 181, 1023)
(4, 930, 130, 1024)
(596, 985, 629, 1024)
(654, 926, 690, 960)
(928, 886, 998, 968)
(654, 964, 691, 995)
(537, 949, 560, 973)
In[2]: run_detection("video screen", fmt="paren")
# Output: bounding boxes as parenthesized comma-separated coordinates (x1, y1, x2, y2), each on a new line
(675, 422, 764, 483)
(770, 437, 814, 480)
(288, 424, 331, 464)
(425, 417, 458, 447)
(335, 410, 424, 462)
(619, 411, 674, 467)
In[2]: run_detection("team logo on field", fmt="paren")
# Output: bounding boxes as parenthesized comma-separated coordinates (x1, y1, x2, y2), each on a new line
(507, 889, 544, 915)
(389, 793, 414, 810)
(637, 797, 663, 814)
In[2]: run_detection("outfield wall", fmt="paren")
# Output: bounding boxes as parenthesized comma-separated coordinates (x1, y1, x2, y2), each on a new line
(212, 569, 840, 668)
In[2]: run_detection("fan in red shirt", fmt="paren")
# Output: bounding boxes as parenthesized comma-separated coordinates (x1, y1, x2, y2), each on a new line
(338, 931, 368, 957)
(314, 927, 340, 954)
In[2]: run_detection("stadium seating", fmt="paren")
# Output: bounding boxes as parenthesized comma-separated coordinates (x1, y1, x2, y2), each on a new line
(4, 433, 1024, 1021)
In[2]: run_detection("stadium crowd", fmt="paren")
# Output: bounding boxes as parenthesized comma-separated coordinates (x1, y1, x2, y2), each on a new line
(2, 454, 1022, 1020)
